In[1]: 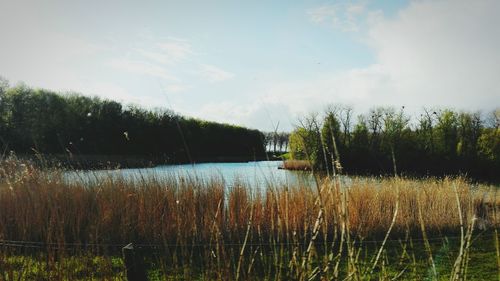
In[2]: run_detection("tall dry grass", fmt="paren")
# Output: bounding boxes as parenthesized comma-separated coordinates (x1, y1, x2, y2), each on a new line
(281, 160, 311, 171)
(0, 159, 499, 280)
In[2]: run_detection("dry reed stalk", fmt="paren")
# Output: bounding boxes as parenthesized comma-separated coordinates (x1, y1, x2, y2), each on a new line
(235, 201, 253, 281)
(282, 160, 311, 171)
(493, 187, 500, 281)
(496, 228, 500, 281)
(2, 159, 500, 280)
(369, 184, 400, 276)
(1, 170, 497, 247)
(417, 191, 437, 280)
(450, 183, 471, 281)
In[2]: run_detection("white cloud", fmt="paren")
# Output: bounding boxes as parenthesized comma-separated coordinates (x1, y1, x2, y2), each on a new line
(108, 59, 179, 81)
(136, 38, 193, 65)
(81, 82, 140, 104)
(136, 49, 175, 65)
(308, 1, 367, 32)
(107, 38, 195, 82)
(164, 83, 190, 94)
(186, 100, 293, 131)
(274, 0, 500, 120)
(362, 0, 500, 109)
(2, 0, 497, 132)
(157, 39, 193, 61)
(110, 39, 234, 86)
(199, 64, 235, 83)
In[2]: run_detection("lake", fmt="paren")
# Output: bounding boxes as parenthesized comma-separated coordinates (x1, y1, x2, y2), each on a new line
(66, 160, 315, 188)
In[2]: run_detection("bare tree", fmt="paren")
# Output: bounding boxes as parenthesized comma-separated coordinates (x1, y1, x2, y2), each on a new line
(277, 132, 290, 152)
(419, 108, 439, 153)
(339, 105, 353, 145)
(486, 108, 500, 129)
(272, 121, 280, 153)
(367, 107, 384, 149)
(0, 76, 8, 94)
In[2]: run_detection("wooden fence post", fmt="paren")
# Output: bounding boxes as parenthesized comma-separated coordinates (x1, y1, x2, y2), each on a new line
(122, 243, 147, 281)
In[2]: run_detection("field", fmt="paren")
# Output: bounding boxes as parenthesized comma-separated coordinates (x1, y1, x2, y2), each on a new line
(0, 159, 499, 280)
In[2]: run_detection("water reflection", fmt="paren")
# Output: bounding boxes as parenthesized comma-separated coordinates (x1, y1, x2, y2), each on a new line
(65, 161, 315, 189)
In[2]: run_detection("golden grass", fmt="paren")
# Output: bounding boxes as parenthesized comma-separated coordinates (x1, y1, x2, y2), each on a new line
(0, 160, 497, 246)
(281, 160, 312, 171)
(1, 159, 499, 280)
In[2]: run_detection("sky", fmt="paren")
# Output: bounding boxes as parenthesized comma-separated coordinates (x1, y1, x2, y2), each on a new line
(0, 0, 499, 131)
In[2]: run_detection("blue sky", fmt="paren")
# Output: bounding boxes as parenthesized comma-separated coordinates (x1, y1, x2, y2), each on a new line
(1, 0, 499, 131)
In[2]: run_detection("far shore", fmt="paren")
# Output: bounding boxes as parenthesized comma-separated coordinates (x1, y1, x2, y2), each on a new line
(7, 152, 284, 170)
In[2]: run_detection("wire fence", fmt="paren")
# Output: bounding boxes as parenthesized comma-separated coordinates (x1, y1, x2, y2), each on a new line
(0, 231, 496, 251)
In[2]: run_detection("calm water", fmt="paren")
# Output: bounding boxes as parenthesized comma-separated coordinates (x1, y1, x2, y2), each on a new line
(67, 161, 315, 188)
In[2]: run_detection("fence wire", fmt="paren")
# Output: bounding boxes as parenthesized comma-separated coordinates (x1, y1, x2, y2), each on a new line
(0, 231, 496, 251)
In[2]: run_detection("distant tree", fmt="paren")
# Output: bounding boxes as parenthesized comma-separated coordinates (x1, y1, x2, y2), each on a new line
(0, 79, 266, 162)
(435, 110, 459, 160)
(456, 111, 482, 158)
(290, 113, 323, 168)
(289, 128, 310, 160)
(278, 132, 290, 152)
(478, 127, 500, 162)
(351, 116, 369, 151)
(287, 106, 499, 181)
(381, 107, 410, 176)
(321, 109, 342, 174)
(417, 108, 438, 154)
(338, 105, 353, 146)
(367, 107, 384, 150)
(486, 108, 500, 129)
(0, 77, 8, 93)
(0, 77, 9, 154)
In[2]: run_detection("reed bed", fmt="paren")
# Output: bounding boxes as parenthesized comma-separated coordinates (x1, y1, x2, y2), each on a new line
(0, 159, 499, 280)
(281, 160, 311, 171)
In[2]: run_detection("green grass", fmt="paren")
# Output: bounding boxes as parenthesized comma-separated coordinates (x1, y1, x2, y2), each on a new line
(279, 152, 291, 160)
(0, 255, 124, 280)
(1, 235, 498, 280)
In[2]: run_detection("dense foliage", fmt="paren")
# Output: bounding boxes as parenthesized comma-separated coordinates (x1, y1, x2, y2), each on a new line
(289, 105, 500, 181)
(0, 80, 265, 163)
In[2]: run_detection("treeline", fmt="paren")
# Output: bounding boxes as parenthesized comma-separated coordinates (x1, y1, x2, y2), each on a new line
(0, 79, 266, 165)
(289, 105, 500, 181)
(263, 131, 290, 153)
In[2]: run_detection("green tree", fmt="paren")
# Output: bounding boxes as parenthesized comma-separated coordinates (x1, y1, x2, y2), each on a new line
(435, 110, 459, 159)
(478, 128, 500, 162)
(382, 107, 410, 176)
(289, 127, 320, 164)
(321, 111, 342, 174)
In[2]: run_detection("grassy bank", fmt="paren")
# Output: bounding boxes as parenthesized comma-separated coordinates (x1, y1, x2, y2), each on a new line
(1, 234, 498, 280)
(0, 159, 499, 280)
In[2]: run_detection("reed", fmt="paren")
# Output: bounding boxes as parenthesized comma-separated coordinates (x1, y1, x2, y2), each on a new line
(281, 160, 312, 171)
(0, 159, 499, 280)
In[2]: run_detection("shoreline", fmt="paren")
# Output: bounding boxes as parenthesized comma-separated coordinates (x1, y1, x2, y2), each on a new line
(7, 153, 284, 170)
